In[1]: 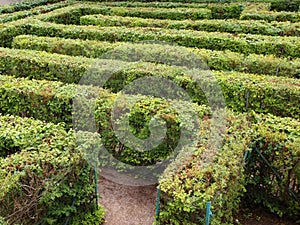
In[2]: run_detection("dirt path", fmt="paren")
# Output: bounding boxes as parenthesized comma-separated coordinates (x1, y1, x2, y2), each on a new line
(0, 0, 21, 5)
(0, 0, 24, 5)
(98, 176, 157, 225)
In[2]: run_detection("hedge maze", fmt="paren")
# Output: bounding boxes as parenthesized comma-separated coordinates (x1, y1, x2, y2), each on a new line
(0, 0, 299, 224)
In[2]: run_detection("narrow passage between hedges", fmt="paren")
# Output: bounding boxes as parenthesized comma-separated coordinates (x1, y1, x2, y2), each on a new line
(98, 176, 157, 225)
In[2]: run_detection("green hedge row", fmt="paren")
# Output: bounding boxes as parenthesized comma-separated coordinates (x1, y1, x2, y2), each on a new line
(97, 0, 246, 19)
(158, 111, 300, 224)
(0, 0, 65, 14)
(244, 113, 300, 218)
(12, 35, 121, 58)
(0, 20, 28, 47)
(35, 4, 112, 24)
(0, 1, 74, 24)
(36, 3, 245, 24)
(104, 6, 213, 21)
(240, 3, 300, 22)
(38, 5, 213, 24)
(0, 75, 77, 128)
(79, 14, 300, 36)
(95, 1, 210, 9)
(0, 10, 34, 24)
(94, 94, 211, 167)
(0, 115, 105, 225)
(0, 47, 91, 83)
(268, 0, 300, 12)
(0, 46, 299, 119)
(4, 19, 300, 58)
(81, 0, 300, 12)
(0, 108, 69, 157)
(158, 112, 250, 224)
(12, 35, 300, 78)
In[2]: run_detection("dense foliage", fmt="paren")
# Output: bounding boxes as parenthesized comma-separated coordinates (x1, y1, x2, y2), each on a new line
(0, 115, 105, 225)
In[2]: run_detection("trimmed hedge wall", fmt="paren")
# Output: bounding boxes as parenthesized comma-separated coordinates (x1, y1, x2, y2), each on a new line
(0, 75, 76, 128)
(0, 47, 91, 83)
(0, 47, 299, 120)
(101, 6, 213, 20)
(0, 20, 28, 47)
(158, 111, 300, 224)
(36, 4, 244, 24)
(80, 0, 300, 12)
(240, 3, 300, 22)
(0, 0, 65, 14)
(158, 112, 250, 224)
(12, 35, 300, 78)
(0, 115, 105, 225)
(3, 19, 299, 58)
(94, 94, 210, 167)
(12, 35, 121, 58)
(0, 110, 69, 157)
(80, 14, 300, 36)
(245, 113, 300, 218)
(0, 1, 74, 24)
(36, 5, 212, 24)
(88, 0, 246, 17)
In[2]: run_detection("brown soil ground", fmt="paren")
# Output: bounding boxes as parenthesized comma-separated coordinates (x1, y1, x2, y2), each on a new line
(235, 207, 298, 225)
(98, 176, 157, 225)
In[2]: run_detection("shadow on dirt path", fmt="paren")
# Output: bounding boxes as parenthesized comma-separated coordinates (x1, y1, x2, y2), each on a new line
(98, 176, 157, 225)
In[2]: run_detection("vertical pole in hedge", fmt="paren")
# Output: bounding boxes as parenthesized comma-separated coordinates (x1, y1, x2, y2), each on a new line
(245, 90, 249, 111)
(276, 66, 279, 76)
(205, 201, 212, 225)
(94, 152, 99, 210)
(81, 48, 85, 57)
(155, 186, 161, 218)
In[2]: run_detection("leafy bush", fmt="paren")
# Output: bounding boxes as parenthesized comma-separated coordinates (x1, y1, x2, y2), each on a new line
(0, 115, 104, 225)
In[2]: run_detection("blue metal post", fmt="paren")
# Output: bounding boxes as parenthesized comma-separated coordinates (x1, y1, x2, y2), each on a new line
(205, 201, 212, 225)
(155, 187, 161, 218)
